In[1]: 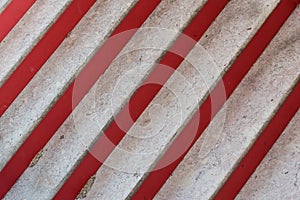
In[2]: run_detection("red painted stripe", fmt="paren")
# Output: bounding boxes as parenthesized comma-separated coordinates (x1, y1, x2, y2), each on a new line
(0, 0, 161, 198)
(0, 0, 36, 42)
(131, 0, 299, 199)
(0, 0, 97, 197)
(55, 0, 230, 199)
(215, 82, 300, 199)
(0, 0, 96, 117)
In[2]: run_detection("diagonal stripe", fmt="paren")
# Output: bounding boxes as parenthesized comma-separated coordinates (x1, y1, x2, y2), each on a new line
(154, 6, 299, 197)
(0, 0, 98, 197)
(131, 0, 299, 199)
(0, 0, 160, 198)
(54, 0, 230, 198)
(0, 0, 74, 88)
(214, 82, 300, 199)
(0, 0, 95, 116)
(0, 0, 12, 13)
(0, 0, 36, 42)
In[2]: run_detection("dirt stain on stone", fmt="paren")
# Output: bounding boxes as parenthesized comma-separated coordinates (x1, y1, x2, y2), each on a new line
(29, 150, 43, 167)
(76, 175, 96, 199)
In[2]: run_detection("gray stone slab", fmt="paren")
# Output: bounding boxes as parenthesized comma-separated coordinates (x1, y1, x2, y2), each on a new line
(82, 0, 282, 199)
(3, 0, 209, 199)
(0, 0, 11, 13)
(155, 7, 300, 200)
(0, 0, 72, 87)
(236, 110, 300, 200)
(0, 0, 138, 172)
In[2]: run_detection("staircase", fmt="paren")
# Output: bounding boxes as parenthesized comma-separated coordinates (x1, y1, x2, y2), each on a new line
(0, 0, 299, 199)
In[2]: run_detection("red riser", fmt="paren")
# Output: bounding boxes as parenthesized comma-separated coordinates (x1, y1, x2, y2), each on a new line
(131, 0, 299, 199)
(0, 0, 97, 117)
(0, 0, 36, 42)
(0, 0, 97, 196)
(0, 0, 161, 198)
(55, 0, 230, 199)
(214, 82, 300, 199)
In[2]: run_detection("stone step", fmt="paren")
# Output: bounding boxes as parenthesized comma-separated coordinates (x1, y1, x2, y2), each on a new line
(54, 0, 230, 198)
(0, 0, 139, 172)
(154, 7, 299, 199)
(78, 0, 283, 199)
(236, 110, 300, 200)
(0, 0, 161, 197)
(0, 0, 98, 117)
(0, 0, 298, 199)
(0, 0, 72, 87)
(3, 0, 211, 199)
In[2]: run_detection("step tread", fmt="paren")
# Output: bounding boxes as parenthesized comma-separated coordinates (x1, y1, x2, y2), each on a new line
(80, 0, 281, 199)
(3, 0, 209, 198)
(155, 7, 300, 200)
(1, 0, 298, 199)
(0, 0, 138, 172)
(0, 0, 72, 87)
(236, 110, 300, 200)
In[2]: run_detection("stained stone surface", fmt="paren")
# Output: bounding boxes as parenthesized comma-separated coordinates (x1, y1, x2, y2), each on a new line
(1, 0, 298, 199)
(0, 0, 138, 172)
(4, 0, 209, 199)
(236, 110, 300, 200)
(0, 0, 73, 87)
(155, 7, 299, 200)
(83, 0, 283, 199)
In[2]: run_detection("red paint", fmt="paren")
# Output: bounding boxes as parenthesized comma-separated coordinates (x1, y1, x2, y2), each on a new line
(0, 0, 161, 199)
(0, 0, 36, 42)
(55, 0, 230, 199)
(131, 0, 299, 199)
(214, 84, 300, 200)
(0, 0, 96, 197)
(0, 0, 97, 116)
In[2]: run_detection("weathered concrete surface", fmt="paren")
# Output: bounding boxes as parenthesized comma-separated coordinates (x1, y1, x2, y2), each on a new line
(0, 0, 138, 172)
(155, 7, 300, 200)
(236, 110, 300, 200)
(0, 0, 72, 87)
(4, 0, 209, 199)
(0, 0, 11, 13)
(83, 0, 282, 199)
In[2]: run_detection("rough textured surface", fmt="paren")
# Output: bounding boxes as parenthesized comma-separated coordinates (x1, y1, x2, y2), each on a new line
(76, 175, 96, 199)
(1, 0, 297, 199)
(84, 0, 281, 199)
(155, 7, 300, 200)
(28, 149, 43, 168)
(236, 110, 300, 200)
(0, 0, 72, 87)
(0, 0, 138, 172)
(0, 0, 11, 13)
(3, 0, 208, 199)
